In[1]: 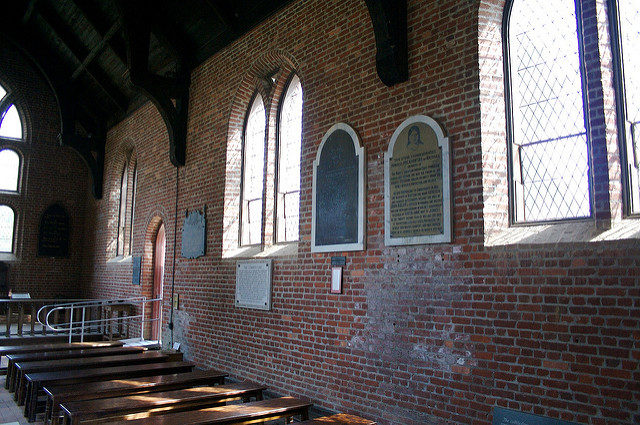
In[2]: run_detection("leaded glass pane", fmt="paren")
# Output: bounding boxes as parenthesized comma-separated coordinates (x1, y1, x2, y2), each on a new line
(508, 0, 590, 222)
(0, 149, 20, 192)
(0, 85, 6, 101)
(241, 94, 266, 245)
(618, 0, 640, 212)
(0, 105, 23, 140)
(277, 75, 303, 242)
(0, 205, 14, 253)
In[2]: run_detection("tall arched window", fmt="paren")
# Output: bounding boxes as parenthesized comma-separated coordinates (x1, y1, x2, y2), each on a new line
(0, 149, 20, 192)
(276, 74, 303, 242)
(504, 0, 591, 223)
(116, 156, 137, 257)
(609, 0, 640, 215)
(241, 93, 266, 246)
(0, 84, 23, 141)
(117, 161, 129, 256)
(0, 205, 15, 253)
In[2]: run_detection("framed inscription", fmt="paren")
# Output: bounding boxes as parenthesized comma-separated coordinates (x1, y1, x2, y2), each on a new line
(493, 407, 581, 425)
(132, 256, 142, 285)
(181, 208, 206, 259)
(385, 115, 452, 245)
(38, 203, 70, 257)
(311, 123, 365, 253)
(235, 259, 272, 310)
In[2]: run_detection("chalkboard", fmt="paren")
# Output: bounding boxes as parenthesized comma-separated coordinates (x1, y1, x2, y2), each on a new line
(38, 204, 70, 257)
(311, 123, 365, 253)
(132, 256, 142, 285)
(181, 208, 206, 259)
(493, 407, 582, 425)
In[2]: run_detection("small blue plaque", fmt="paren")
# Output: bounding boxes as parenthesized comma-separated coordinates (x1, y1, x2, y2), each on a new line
(493, 407, 582, 425)
(181, 208, 206, 259)
(132, 256, 142, 285)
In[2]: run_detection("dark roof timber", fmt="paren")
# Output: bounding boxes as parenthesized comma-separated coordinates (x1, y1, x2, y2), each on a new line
(0, 0, 407, 198)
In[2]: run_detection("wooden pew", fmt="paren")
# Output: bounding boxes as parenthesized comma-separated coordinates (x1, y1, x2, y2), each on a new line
(299, 414, 377, 424)
(0, 340, 123, 363)
(58, 382, 266, 425)
(43, 369, 227, 425)
(6, 346, 146, 391)
(95, 396, 312, 425)
(24, 361, 195, 422)
(14, 351, 171, 398)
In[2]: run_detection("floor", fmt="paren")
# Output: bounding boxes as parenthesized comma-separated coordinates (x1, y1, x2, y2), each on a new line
(0, 376, 41, 425)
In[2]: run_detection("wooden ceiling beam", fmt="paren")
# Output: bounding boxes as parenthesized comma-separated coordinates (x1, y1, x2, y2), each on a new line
(71, 0, 128, 66)
(36, 1, 129, 112)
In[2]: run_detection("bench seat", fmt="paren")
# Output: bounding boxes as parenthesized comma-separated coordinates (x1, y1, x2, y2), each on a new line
(97, 396, 312, 425)
(58, 382, 266, 425)
(299, 413, 377, 424)
(24, 361, 194, 422)
(43, 369, 227, 425)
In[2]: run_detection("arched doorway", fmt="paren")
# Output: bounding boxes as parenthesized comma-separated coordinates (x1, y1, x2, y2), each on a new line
(151, 223, 165, 342)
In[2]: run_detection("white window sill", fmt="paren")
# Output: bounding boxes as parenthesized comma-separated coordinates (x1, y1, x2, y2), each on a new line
(0, 253, 17, 262)
(106, 255, 133, 265)
(485, 217, 640, 246)
(223, 242, 298, 259)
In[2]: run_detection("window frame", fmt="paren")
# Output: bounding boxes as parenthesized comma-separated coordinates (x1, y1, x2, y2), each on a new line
(0, 204, 16, 254)
(0, 147, 23, 194)
(239, 91, 267, 247)
(502, 0, 595, 225)
(608, 0, 639, 217)
(274, 73, 303, 244)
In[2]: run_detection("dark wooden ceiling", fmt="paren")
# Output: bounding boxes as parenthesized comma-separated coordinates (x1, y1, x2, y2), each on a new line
(1, 0, 296, 130)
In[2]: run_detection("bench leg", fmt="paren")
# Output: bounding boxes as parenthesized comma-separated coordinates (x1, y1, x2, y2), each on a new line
(27, 382, 39, 421)
(5, 364, 11, 389)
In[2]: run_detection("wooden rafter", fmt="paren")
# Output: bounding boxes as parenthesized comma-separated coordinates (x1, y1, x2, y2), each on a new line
(71, 0, 128, 66)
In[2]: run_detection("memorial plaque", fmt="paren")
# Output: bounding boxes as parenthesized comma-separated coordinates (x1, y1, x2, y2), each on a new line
(132, 256, 142, 285)
(385, 115, 452, 245)
(312, 123, 365, 253)
(493, 407, 581, 425)
(235, 259, 272, 310)
(181, 208, 206, 259)
(38, 203, 70, 257)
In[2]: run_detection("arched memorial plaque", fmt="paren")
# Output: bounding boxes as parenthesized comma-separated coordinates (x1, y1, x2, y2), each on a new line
(311, 123, 365, 253)
(385, 115, 452, 245)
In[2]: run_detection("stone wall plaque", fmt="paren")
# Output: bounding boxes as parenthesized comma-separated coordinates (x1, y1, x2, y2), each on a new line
(312, 123, 365, 252)
(181, 208, 206, 259)
(38, 203, 70, 257)
(493, 407, 581, 425)
(385, 115, 452, 245)
(132, 256, 142, 285)
(235, 259, 272, 310)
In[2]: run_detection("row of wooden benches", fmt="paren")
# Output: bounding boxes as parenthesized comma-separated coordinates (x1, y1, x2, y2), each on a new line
(0, 340, 375, 425)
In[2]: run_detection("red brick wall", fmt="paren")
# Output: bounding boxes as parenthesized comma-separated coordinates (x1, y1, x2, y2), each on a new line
(0, 36, 88, 298)
(84, 1, 640, 424)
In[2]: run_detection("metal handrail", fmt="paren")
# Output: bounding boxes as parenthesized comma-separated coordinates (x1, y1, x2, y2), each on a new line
(37, 297, 162, 343)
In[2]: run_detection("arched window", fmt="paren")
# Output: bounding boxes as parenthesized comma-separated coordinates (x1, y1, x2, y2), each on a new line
(276, 74, 303, 242)
(0, 149, 20, 192)
(129, 162, 138, 251)
(0, 85, 23, 141)
(241, 93, 266, 246)
(117, 161, 129, 256)
(504, 0, 590, 223)
(115, 155, 137, 257)
(609, 0, 640, 214)
(0, 205, 15, 253)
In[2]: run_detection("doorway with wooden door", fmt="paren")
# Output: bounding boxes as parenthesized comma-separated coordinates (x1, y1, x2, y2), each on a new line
(151, 223, 166, 342)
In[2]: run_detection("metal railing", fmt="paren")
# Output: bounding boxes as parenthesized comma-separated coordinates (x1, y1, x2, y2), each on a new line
(0, 298, 88, 338)
(37, 297, 162, 343)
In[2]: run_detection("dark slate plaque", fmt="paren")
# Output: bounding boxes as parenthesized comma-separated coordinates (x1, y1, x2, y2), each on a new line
(493, 407, 582, 425)
(37, 204, 70, 258)
(132, 256, 142, 285)
(312, 124, 365, 252)
(181, 208, 206, 259)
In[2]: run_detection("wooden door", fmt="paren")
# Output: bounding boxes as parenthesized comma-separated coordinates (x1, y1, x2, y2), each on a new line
(151, 223, 165, 341)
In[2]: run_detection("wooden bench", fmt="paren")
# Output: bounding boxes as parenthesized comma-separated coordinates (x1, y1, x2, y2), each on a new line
(24, 361, 195, 422)
(0, 340, 123, 363)
(97, 396, 312, 425)
(6, 346, 146, 391)
(58, 382, 266, 425)
(14, 351, 170, 398)
(299, 414, 377, 424)
(43, 369, 227, 425)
